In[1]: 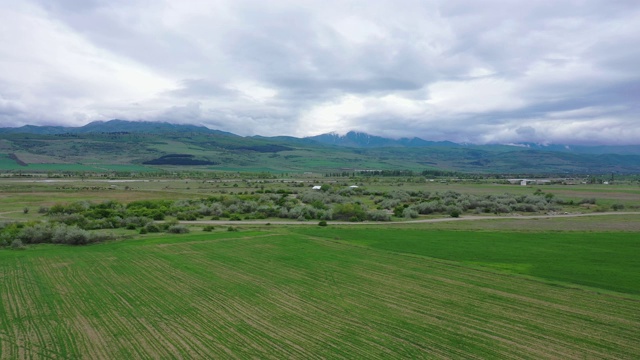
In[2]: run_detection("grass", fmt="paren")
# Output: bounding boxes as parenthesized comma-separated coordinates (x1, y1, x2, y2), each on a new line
(0, 154, 22, 170)
(294, 228, 640, 295)
(0, 228, 639, 359)
(0, 176, 639, 358)
(399, 214, 640, 232)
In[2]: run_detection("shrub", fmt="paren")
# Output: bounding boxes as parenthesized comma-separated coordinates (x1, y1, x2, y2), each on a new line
(611, 203, 625, 211)
(62, 227, 91, 245)
(176, 212, 198, 221)
(50, 213, 88, 227)
(88, 232, 116, 243)
(161, 219, 179, 231)
(333, 203, 367, 222)
(18, 223, 54, 244)
(50, 225, 92, 245)
(449, 209, 461, 218)
(227, 226, 239, 232)
(123, 216, 152, 229)
(144, 223, 161, 233)
(579, 198, 597, 205)
(203, 225, 215, 232)
(367, 210, 391, 221)
(402, 208, 419, 219)
(318, 220, 327, 226)
(11, 239, 25, 250)
(167, 225, 190, 234)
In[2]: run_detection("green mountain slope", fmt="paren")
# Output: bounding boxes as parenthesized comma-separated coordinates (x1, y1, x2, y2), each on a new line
(0, 120, 639, 174)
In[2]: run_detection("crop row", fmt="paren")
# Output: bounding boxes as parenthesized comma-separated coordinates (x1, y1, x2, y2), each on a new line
(1, 231, 638, 358)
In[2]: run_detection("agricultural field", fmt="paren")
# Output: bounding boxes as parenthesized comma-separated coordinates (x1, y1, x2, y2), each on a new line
(1, 226, 639, 359)
(293, 228, 640, 295)
(0, 175, 639, 358)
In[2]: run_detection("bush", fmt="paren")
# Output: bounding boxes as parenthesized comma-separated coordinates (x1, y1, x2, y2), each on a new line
(203, 225, 215, 232)
(18, 223, 54, 244)
(611, 203, 625, 211)
(144, 223, 161, 233)
(123, 216, 152, 229)
(333, 203, 367, 222)
(88, 232, 116, 243)
(161, 219, 179, 231)
(11, 239, 25, 250)
(61, 226, 91, 245)
(402, 208, 419, 219)
(318, 220, 328, 226)
(449, 209, 461, 218)
(50, 213, 88, 227)
(50, 225, 92, 245)
(227, 226, 239, 232)
(167, 225, 190, 234)
(367, 210, 391, 221)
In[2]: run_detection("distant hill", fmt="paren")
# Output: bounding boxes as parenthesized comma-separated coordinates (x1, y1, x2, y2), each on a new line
(305, 131, 640, 156)
(1, 120, 640, 174)
(0, 120, 237, 136)
(509, 142, 640, 156)
(306, 131, 458, 148)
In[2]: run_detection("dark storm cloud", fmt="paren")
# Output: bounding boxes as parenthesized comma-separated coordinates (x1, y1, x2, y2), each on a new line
(1, 0, 639, 144)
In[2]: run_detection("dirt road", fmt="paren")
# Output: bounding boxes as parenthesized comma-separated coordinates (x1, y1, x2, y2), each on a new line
(179, 211, 640, 226)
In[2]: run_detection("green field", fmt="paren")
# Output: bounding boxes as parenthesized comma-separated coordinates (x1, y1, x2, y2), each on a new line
(294, 228, 640, 295)
(1, 227, 639, 359)
(1, 176, 639, 358)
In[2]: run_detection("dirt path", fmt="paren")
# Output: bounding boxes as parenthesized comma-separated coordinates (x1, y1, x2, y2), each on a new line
(179, 211, 640, 226)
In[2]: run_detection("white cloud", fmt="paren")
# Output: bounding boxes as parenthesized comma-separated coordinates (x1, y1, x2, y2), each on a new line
(0, 0, 639, 144)
(0, 1, 176, 125)
(298, 95, 366, 136)
(426, 78, 525, 114)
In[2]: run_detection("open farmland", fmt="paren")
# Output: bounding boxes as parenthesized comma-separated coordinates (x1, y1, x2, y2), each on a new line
(1, 175, 639, 358)
(1, 227, 639, 359)
(294, 228, 640, 295)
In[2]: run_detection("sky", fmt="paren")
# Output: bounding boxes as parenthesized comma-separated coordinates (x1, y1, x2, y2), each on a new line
(0, 0, 639, 145)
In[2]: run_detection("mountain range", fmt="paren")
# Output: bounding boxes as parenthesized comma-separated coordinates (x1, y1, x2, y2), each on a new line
(0, 120, 639, 174)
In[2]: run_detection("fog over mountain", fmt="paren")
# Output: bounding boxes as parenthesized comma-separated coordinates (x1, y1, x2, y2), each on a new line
(1, 0, 639, 145)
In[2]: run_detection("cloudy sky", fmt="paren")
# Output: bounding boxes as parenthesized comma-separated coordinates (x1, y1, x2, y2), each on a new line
(0, 0, 638, 144)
